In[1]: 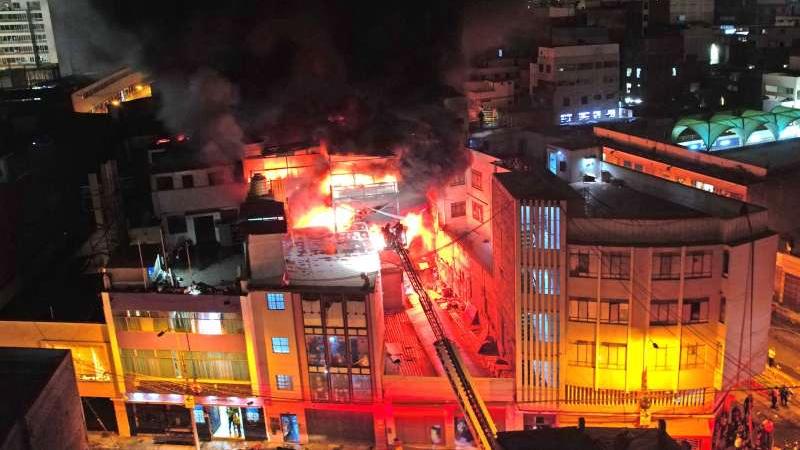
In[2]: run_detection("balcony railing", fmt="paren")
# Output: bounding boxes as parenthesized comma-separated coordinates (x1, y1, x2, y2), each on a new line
(114, 316, 244, 335)
(564, 384, 712, 408)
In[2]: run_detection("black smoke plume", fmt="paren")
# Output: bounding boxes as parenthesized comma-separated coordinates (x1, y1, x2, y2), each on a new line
(86, 0, 474, 191)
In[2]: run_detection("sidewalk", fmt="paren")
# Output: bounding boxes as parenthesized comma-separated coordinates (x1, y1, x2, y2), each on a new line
(88, 433, 372, 450)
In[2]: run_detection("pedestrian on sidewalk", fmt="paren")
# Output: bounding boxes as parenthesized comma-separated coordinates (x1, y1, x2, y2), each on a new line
(770, 388, 779, 409)
(780, 385, 791, 406)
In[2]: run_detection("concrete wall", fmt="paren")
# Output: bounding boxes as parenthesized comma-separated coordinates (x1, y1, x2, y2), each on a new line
(25, 354, 89, 450)
(721, 234, 778, 386)
(0, 321, 115, 399)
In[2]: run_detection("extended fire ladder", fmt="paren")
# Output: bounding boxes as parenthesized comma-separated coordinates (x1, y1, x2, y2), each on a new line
(383, 226, 502, 450)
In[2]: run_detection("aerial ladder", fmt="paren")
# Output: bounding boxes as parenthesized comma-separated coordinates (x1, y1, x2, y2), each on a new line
(382, 224, 502, 450)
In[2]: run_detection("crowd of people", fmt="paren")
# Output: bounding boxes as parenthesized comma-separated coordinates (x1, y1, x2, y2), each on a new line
(713, 394, 778, 450)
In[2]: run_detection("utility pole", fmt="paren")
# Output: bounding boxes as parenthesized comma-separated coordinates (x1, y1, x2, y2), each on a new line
(165, 330, 201, 450)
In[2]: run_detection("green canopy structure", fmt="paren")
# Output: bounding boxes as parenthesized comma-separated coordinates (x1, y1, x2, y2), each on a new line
(670, 106, 800, 149)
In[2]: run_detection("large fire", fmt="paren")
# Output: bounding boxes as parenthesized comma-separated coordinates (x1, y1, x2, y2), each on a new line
(291, 166, 433, 252)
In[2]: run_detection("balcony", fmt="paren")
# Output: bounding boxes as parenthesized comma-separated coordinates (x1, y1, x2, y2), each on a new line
(114, 314, 244, 335)
(563, 384, 713, 413)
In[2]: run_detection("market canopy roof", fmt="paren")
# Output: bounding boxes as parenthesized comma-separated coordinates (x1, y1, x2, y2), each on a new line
(670, 106, 800, 149)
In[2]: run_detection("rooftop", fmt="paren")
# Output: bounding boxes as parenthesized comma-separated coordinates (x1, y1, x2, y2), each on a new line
(494, 170, 582, 201)
(601, 139, 763, 185)
(0, 348, 71, 444)
(150, 144, 238, 174)
(280, 224, 380, 289)
(570, 182, 706, 220)
(715, 138, 800, 173)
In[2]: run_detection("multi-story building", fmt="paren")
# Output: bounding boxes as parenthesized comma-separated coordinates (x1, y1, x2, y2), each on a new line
(0, 0, 57, 70)
(530, 43, 629, 126)
(149, 142, 247, 247)
(669, 0, 713, 24)
(70, 68, 153, 114)
(590, 119, 800, 322)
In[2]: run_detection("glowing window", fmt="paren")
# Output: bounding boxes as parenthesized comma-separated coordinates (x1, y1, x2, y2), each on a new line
(276, 374, 292, 390)
(267, 292, 286, 310)
(560, 113, 572, 124)
(272, 337, 290, 354)
(572, 341, 595, 367)
(598, 343, 626, 369)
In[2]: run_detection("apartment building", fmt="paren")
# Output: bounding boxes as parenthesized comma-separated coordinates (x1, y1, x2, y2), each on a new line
(530, 43, 629, 126)
(592, 121, 800, 307)
(149, 142, 247, 247)
(489, 166, 774, 438)
(0, 0, 57, 68)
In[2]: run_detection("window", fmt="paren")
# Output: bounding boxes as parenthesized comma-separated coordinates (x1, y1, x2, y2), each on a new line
(685, 251, 712, 278)
(626, 67, 633, 77)
(601, 253, 630, 279)
(653, 253, 681, 280)
(276, 374, 293, 390)
(304, 294, 371, 403)
(578, 111, 590, 120)
(722, 250, 729, 277)
(450, 172, 466, 186)
(538, 64, 544, 72)
(472, 201, 484, 222)
(560, 113, 573, 124)
(694, 181, 715, 192)
(681, 344, 705, 369)
(546, 64, 551, 73)
(525, 268, 560, 294)
(592, 110, 602, 120)
(719, 297, 726, 323)
(572, 341, 594, 367)
(520, 205, 560, 249)
(181, 174, 194, 188)
(598, 343, 626, 369)
(604, 61, 618, 68)
(651, 346, 671, 370)
(267, 293, 286, 310)
(593, 94, 601, 100)
(569, 298, 596, 322)
(272, 337, 290, 354)
(581, 96, 588, 105)
(600, 300, 628, 324)
(156, 176, 174, 191)
(625, 82, 632, 93)
(451, 201, 466, 218)
(569, 251, 594, 277)
(650, 300, 678, 325)
(120, 349, 249, 381)
(682, 298, 709, 324)
(167, 216, 187, 234)
(208, 171, 224, 186)
(563, 97, 570, 107)
(471, 169, 483, 191)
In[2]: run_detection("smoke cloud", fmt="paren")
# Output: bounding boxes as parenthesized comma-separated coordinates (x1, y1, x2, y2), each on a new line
(84, 0, 474, 192)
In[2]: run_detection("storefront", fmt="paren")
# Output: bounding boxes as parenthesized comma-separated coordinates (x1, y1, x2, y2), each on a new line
(126, 394, 268, 443)
(194, 405, 267, 441)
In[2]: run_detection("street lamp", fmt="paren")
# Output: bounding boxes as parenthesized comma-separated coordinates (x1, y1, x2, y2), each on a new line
(157, 328, 201, 450)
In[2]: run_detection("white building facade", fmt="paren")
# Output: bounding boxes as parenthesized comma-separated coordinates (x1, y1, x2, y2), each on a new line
(0, 0, 57, 68)
(530, 43, 629, 126)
